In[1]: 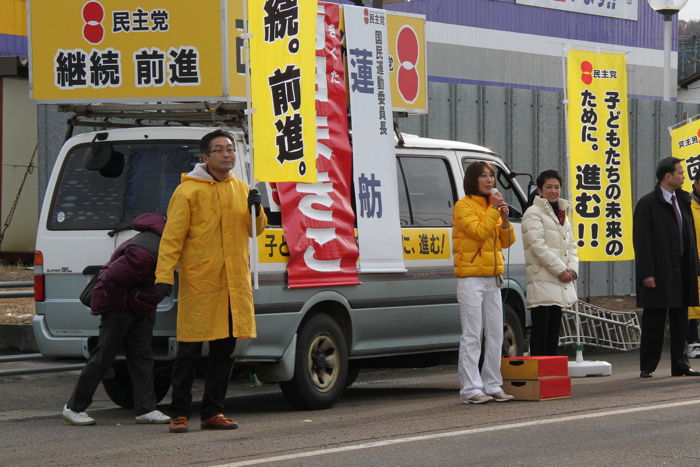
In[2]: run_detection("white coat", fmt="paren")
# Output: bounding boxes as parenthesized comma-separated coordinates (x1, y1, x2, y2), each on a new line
(522, 195, 579, 308)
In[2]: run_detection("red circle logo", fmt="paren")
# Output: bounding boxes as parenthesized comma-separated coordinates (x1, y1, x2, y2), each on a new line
(82, 1, 105, 44)
(363, 9, 369, 25)
(581, 61, 593, 85)
(396, 26, 420, 104)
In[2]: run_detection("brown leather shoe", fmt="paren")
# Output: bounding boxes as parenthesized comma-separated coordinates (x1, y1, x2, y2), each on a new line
(169, 416, 189, 433)
(201, 414, 239, 430)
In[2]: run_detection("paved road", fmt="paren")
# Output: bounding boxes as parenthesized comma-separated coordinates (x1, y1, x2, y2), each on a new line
(2, 350, 700, 466)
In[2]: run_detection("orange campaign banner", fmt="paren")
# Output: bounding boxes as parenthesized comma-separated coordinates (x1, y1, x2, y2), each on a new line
(566, 50, 634, 261)
(248, 0, 317, 183)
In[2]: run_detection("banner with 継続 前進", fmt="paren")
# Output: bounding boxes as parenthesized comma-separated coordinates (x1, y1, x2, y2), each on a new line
(344, 5, 405, 273)
(566, 49, 634, 261)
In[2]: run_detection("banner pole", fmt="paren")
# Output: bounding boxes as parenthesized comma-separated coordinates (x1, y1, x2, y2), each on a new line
(243, 0, 260, 290)
(563, 47, 611, 377)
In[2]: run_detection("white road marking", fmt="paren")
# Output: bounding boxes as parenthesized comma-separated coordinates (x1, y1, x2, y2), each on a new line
(216, 399, 700, 466)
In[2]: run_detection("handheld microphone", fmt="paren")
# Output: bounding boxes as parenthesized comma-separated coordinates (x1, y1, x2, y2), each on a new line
(490, 187, 506, 213)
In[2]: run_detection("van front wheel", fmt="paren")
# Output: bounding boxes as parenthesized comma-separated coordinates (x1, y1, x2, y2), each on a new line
(280, 314, 348, 410)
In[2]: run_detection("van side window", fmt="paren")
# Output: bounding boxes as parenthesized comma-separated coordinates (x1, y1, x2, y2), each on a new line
(48, 142, 199, 230)
(397, 157, 457, 227)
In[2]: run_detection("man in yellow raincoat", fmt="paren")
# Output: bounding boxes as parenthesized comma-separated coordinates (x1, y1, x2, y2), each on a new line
(155, 129, 267, 433)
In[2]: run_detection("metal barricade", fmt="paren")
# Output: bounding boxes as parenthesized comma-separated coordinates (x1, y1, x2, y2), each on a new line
(559, 301, 641, 351)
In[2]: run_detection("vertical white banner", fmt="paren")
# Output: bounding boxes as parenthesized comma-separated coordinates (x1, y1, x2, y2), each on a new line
(344, 5, 405, 273)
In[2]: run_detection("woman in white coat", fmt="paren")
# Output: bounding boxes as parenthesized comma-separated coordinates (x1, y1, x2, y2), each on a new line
(522, 170, 579, 356)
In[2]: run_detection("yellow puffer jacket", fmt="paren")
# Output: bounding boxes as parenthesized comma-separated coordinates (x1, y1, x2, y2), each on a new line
(452, 195, 516, 277)
(689, 197, 700, 320)
(155, 164, 267, 342)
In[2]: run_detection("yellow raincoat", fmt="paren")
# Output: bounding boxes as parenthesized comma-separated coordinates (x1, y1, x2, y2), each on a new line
(452, 195, 515, 278)
(689, 196, 700, 320)
(155, 165, 267, 341)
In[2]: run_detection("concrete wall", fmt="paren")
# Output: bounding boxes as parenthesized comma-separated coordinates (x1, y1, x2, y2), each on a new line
(1, 77, 37, 254)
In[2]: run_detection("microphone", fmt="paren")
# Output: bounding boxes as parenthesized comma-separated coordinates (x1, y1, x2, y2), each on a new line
(490, 187, 505, 212)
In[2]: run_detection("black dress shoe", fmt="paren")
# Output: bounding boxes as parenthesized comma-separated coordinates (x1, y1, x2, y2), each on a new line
(640, 371, 653, 378)
(672, 369, 700, 376)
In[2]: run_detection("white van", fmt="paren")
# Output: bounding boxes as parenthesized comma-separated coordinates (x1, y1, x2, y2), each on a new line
(33, 124, 531, 410)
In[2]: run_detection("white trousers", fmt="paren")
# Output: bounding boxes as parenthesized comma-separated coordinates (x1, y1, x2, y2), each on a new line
(457, 276, 504, 400)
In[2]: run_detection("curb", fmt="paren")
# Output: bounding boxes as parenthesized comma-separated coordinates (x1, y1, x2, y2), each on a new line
(0, 324, 38, 353)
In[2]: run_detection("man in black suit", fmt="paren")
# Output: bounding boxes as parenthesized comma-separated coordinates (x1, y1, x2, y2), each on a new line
(634, 157, 699, 378)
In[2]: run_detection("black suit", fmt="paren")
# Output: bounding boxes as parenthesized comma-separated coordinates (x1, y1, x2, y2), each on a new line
(633, 184, 699, 374)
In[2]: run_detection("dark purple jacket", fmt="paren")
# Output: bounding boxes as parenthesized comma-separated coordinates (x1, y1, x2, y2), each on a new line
(90, 213, 166, 316)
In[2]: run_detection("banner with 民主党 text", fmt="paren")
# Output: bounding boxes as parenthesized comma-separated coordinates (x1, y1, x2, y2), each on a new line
(670, 117, 700, 191)
(248, 0, 317, 183)
(344, 5, 405, 273)
(28, 0, 242, 102)
(566, 50, 634, 261)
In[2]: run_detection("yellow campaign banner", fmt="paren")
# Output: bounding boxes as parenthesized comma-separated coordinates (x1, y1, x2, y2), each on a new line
(670, 118, 700, 190)
(28, 0, 246, 102)
(226, 0, 247, 101)
(257, 228, 450, 263)
(566, 50, 634, 261)
(387, 12, 427, 114)
(402, 228, 450, 260)
(248, 0, 317, 183)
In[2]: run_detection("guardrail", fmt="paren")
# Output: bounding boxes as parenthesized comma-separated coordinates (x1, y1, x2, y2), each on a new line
(0, 281, 34, 298)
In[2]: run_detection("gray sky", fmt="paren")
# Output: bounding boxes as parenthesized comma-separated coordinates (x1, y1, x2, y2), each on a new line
(679, 1, 700, 21)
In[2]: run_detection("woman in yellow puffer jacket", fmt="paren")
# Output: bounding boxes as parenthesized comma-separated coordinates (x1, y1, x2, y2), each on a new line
(452, 161, 516, 404)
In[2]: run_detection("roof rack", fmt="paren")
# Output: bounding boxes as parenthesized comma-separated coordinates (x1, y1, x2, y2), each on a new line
(58, 102, 248, 138)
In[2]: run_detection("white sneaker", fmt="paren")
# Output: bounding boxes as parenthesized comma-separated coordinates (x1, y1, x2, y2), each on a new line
(488, 390, 515, 402)
(462, 394, 493, 404)
(135, 409, 170, 424)
(62, 404, 96, 425)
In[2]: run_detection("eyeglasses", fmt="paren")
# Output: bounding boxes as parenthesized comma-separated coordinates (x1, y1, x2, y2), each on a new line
(208, 148, 235, 155)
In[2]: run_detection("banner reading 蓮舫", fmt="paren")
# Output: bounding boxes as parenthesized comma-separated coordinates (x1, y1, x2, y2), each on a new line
(344, 5, 405, 273)
(566, 50, 634, 261)
(276, 1, 360, 288)
(670, 117, 700, 191)
(28, 0, 248, 102)
(248, 0, 317, 183)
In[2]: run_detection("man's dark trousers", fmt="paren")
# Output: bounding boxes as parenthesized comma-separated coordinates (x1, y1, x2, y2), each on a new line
(67, 310, 156, 415)
(170, 336, 237, 420)
(640, 307, 690, 374)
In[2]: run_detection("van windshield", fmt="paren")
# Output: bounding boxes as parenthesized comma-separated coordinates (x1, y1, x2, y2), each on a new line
(48, 141, 200, 230)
